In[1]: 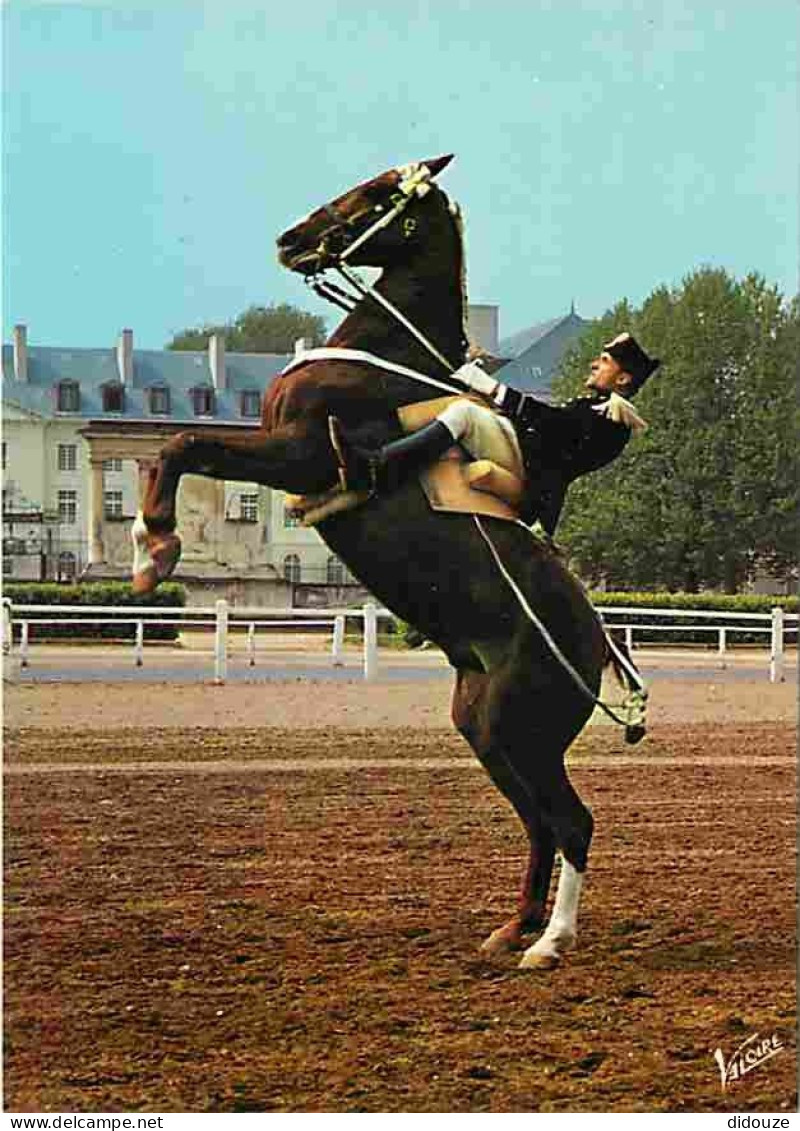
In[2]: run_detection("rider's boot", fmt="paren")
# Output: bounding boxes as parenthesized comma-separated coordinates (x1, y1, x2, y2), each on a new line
(328, 416, 456, 495)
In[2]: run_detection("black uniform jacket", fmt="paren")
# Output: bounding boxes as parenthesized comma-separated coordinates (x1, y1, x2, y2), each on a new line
(512, 391, 631, 534)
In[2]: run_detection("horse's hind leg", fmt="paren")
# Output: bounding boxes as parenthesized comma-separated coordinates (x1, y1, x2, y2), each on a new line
(517, 766, 593, 970)
(451, 670, 556, 955)
(469, 656, 596, 970)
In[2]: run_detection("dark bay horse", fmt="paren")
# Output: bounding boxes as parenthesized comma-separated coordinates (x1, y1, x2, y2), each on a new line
(133, 155, 606, 969)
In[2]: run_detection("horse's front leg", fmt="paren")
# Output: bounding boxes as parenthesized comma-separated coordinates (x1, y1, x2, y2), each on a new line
(132, 421, 335, 594)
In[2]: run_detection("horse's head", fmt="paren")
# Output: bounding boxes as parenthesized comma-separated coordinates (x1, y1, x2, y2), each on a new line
(277, 155, 455, 276)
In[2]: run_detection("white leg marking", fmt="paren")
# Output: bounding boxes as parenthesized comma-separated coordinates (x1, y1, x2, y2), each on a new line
(131, 512, 155, 574)
(519, 856, 583, 969)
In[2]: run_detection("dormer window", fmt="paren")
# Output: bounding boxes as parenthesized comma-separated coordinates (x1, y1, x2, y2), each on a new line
(240, 390, 261, 419)
(102, 382, 125, 412)
(192, 387, 215, 416)
(148, 386, 171, 415)
(56, 380, 80, 412)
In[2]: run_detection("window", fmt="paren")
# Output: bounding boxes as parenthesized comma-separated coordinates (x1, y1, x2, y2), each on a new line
(241, 390, 261, 419)
(240, 493, 259, 522)
(192, 387, 215, 416)
(58, 444, 77, 472)
(326, 555, 345, 585)
(283, 554, 301, 584)
(58, 490, 77, 524)
(104, 490, 123, 519)
(58, 551, 77, 582)
(283, 503, 300, 529)
(148, 386, 171, 415)
(102, 383, 124, 412)
(57, 381, 80, 412)
(103, 458, 123, 472)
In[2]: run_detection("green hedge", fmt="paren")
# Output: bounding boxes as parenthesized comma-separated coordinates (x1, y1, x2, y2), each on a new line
(4, 581, 187, 642)
(590, 591, 798, 613)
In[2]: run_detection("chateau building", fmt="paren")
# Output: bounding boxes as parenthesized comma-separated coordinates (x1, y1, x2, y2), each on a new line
(2, 307, 588, 603)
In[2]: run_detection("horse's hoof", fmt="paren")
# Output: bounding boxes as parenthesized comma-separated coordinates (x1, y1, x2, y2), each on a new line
(480, 927, 523, 957)
(131, 533, 181, 595)
(131, 566, 159, 596)
(518, 948, 560, 971)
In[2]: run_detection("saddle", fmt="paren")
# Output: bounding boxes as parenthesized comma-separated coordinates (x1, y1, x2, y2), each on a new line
(286, 398, 525, 527)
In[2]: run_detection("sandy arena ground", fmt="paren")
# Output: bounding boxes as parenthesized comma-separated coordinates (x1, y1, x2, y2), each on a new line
(3, 661, 797, 1112)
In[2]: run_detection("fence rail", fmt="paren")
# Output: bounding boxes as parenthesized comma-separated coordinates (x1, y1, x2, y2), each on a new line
(2, 599, 796, 683)
(1, 599, 394, 681)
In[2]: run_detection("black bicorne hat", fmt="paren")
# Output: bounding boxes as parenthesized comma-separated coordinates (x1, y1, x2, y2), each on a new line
(604, 333, 660, 392)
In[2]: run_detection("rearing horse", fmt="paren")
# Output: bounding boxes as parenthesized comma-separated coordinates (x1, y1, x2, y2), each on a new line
(134, 155, 606, 969)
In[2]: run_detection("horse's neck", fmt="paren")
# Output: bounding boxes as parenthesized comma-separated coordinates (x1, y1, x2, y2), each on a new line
(327, 263, 465, 380)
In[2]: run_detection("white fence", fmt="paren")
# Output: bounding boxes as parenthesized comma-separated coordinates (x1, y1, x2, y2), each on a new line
(1, 599, 393, 682)
(2, 599, 796, 683)
(597, 605, 796, 683)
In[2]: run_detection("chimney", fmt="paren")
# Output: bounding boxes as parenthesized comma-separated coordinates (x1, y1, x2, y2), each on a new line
(209, 333, 227, 391)
(116, 328, 133, 385)
(466, 304, 499, 355)
(12, 324, 28, 382)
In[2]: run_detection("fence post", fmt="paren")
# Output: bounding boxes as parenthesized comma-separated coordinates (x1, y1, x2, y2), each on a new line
(718, 626, 727, 669)
(2, 600, 11, 656)
(214, 599, 229, 684)
(770, 606, 784, 683)
(363, 602, 377, 681)
(20, 620, 30, 668)
(247, 622, 256, 668)
(134, 621, 144, 667)
(625, 626, 633, 653)
(332, 614, 345, 667)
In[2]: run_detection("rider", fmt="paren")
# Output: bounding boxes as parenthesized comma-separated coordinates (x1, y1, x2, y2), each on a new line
(329, 330, 660, 536)
(329, 330, 660, 745)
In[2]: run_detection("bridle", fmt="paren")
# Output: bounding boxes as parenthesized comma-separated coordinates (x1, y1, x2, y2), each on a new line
(299, 164, 459, 374)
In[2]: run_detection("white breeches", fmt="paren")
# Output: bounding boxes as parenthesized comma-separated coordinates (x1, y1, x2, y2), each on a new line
(437, 400, 524, 479)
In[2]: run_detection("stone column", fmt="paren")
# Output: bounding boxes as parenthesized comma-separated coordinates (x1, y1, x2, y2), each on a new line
(88, 459, 105, 565)
(136, 459, 153, 507)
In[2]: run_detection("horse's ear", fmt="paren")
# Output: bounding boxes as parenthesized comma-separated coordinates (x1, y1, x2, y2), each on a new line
(423, 154, 454, 178)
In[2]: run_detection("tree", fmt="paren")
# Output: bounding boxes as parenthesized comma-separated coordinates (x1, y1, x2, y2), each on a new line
(167, 303, 326, 353)
(550, 269, 798, 592)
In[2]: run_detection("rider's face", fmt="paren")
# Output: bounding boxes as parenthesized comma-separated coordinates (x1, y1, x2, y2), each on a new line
(585, 352, 632, 394)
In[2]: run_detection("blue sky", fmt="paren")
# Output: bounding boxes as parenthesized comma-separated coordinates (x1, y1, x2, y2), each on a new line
(3, 0, 798, 348)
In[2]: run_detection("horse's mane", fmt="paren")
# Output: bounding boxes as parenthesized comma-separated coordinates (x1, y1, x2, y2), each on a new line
(438, 189, 470, 360)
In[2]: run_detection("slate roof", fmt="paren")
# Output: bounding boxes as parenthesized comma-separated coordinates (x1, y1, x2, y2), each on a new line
(495, 309, 591, 397)
(497, 315, 568, 359)
(1, 344, 291, 423)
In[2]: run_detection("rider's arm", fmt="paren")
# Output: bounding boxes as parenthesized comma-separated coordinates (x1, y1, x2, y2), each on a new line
(454, 361, 564, 425)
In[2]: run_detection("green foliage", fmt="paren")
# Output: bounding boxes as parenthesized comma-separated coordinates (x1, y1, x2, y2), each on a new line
(167, 303, 326, 353)
(4, 581, 186, 641)
(591, 591, 797, 613)
(552, 269, 799, 593)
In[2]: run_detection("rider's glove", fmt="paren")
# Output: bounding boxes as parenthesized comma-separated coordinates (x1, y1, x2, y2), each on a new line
(452, 360, 498, 398)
